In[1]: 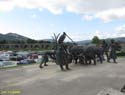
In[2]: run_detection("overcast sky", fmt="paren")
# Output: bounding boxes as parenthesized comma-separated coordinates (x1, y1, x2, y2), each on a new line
(0, 0, 125, 41)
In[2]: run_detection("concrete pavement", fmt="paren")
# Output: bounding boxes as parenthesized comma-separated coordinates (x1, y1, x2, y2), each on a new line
(0, 57, 125, 95)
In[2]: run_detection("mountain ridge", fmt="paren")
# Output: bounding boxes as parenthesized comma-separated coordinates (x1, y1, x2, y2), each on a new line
(0, 33, 31, 41)
(77, 37, 125, 45)
(0, 33, 125, 44)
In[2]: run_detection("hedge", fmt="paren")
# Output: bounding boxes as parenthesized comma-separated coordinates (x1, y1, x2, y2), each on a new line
(117, 51, 125, 56)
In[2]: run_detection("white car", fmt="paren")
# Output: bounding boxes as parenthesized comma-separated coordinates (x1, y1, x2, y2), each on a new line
(0, 61, 17, 68)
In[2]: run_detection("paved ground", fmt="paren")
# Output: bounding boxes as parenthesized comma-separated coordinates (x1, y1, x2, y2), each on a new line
(0, 57, 125, 95)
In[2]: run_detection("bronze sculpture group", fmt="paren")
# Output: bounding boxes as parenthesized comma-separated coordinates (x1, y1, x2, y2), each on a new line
(39, 32, 121, 71)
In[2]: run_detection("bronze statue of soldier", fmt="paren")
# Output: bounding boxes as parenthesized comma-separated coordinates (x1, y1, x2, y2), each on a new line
(108, 39, 121, 63)
(39, 52, 48, 68)
(56, 32, 71, 71)
(102, 40, 109, 62)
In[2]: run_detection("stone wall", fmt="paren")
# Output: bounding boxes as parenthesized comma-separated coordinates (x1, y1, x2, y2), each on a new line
(0, 43, 54, 50)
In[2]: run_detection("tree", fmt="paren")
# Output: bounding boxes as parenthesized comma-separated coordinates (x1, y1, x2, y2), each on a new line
(92, 36, 100, 45)
(27, 39, 37, 43)
(0, 40, 7, 44)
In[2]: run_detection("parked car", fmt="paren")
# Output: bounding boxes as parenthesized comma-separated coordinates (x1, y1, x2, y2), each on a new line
(0, 53, 10, 61)
(0, 61, 17, 68)
(17, 59, 36, 65)
(10, 53, 24, 61)
(0, 61, 3, 67)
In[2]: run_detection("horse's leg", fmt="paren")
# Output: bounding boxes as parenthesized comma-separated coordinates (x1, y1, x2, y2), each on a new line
(65, 64, 71, 70)
(88, 59, 91, 65)
(75, 58, 78, 64)
(105, 51, 109, 62)
(93, 57, 96, 65)
(39, 62, 43, 68)
(85, 57, 88, 65)
(44, 62, 48, 66)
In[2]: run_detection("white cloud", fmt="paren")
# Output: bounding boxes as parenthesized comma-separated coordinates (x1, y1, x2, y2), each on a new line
(83, 15, 93, 21)
(115, 24, 125, 37)
(95, 7, 125, 22)
(38, 8, 43, 12)
(115, 24, 125, 32)
(87, 30, 111, 39)
(0, 0, 14, 12)
(67, 30, 110, 41)
(81, 29, 123, 40)
(1, 0, 125, 21)
(95, 30, 104, 38)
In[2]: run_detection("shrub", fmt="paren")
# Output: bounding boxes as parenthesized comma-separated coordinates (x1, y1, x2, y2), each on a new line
(117, 51, 125, 56)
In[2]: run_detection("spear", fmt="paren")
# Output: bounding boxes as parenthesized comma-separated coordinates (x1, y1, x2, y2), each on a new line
(65, 32, 76, 45)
